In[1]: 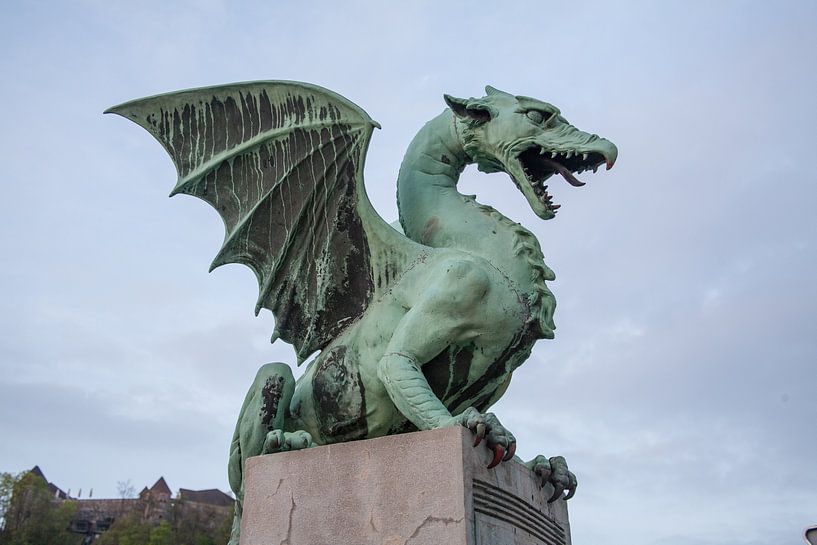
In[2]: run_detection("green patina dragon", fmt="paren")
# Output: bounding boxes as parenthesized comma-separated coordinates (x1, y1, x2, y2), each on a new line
(107, 81, 616, 542)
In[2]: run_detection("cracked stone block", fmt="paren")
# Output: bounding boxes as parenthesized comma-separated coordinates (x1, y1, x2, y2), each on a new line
(241, 427, 571, 545)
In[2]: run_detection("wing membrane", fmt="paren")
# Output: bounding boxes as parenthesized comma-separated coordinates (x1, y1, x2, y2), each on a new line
(107, 81, 418, 361)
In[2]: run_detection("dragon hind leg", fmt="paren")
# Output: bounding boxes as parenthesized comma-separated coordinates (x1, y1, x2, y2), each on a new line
(227, 362, 314, 545)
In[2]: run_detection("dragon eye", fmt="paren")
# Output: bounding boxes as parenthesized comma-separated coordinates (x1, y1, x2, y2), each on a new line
(526, 110, 544, 124)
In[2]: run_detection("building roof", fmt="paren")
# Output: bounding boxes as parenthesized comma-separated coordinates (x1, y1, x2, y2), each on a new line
(178, 488, 233, 507)
(149, 477, 172, 497)
(23, 467, 229, 506)
(29, 465, 67, 499)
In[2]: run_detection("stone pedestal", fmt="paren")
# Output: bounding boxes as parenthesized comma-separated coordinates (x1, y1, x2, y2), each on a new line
(241, 427, 570, 545)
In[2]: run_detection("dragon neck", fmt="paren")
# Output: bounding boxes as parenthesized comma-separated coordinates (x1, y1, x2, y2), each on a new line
(396, 111, 556, 334)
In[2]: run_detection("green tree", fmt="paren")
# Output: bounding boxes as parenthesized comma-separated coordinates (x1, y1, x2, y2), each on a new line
(172, 502, 208, 545)
(148, 522, 172, 545)
(95, 512, 151, 545)
(0, 471, 79, 545)
(213, 505, 233, 545)
(0, 472, 21, 534)
(171, 500, 233, 545)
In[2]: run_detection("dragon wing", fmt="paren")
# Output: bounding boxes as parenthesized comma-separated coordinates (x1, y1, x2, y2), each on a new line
(107, 81, 422, 363)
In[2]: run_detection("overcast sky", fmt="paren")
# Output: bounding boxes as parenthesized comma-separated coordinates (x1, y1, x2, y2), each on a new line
(1, 1, 815, 544)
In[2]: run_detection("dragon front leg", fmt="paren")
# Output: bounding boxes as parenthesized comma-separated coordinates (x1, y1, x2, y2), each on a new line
(378, 353, 516, 468)
(376, 259, 516, 468)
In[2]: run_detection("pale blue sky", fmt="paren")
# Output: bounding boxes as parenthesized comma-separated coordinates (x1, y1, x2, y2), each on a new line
(1, 2, 815, 544)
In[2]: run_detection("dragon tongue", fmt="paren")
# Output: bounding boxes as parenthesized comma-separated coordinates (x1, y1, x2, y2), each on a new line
(539, 156, 586, 187)
(555, 162, 585, 187)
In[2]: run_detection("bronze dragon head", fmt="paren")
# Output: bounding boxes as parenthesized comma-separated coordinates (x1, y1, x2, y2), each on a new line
(445, 85, 618, 220)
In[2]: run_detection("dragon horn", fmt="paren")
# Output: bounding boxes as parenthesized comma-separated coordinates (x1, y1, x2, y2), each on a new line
(485, 85, 513, 97)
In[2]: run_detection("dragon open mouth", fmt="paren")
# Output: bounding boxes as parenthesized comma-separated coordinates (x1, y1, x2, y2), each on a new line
(516, 146, 611, 215)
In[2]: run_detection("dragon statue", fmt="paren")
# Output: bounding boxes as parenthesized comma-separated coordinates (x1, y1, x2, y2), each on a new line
(106, 81, 617, 543)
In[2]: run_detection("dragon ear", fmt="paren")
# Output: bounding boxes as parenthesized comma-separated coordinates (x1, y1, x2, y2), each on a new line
(444, 94, 492, 123)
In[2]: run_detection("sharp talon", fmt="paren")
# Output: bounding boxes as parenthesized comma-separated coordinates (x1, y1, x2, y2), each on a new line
(487, 445, 504, 469)
(473, 423, 486, 446)
(548, 484, 564, 503)
(263, 438, 280, 454)
(565, 472, 577, 500)
(503, 442, 516, 462)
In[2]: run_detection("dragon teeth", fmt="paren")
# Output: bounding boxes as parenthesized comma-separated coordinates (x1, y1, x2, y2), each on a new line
(582, 152, 588, 160)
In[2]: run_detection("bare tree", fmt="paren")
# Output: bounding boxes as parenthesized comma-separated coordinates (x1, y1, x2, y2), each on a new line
(116, 480, 135, 499)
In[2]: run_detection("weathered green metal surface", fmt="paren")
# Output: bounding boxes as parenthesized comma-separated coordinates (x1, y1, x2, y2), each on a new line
(106, 81, 617, 543)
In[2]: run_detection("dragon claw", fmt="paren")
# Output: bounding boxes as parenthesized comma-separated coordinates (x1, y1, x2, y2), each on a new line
(527, 454, 577, 503)
(455, 408, 517, 469)
(262, 430, 314, 454)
